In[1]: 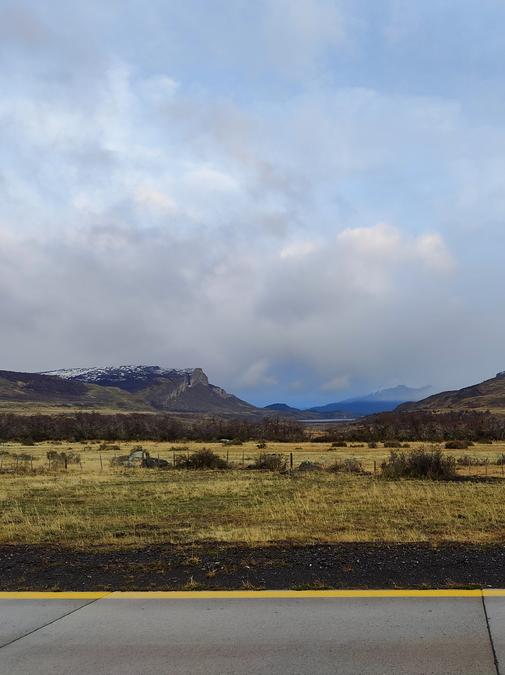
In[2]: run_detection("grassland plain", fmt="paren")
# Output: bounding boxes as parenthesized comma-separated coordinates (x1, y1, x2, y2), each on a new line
(1, 440, 505, 549)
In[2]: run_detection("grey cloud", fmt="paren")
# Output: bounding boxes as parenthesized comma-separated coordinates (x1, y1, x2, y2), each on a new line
(2, 1, 505, 405)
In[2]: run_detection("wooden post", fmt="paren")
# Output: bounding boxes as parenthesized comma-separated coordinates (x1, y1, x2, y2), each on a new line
(290, 452, 293, 470)
(172, 450, 175, 467)
(99, 453, 103, 471)
(242, 450, 245, 466)
(373, 460, 377, 476)
(485, 463, 488, 477)
(226, 450, 229, 465)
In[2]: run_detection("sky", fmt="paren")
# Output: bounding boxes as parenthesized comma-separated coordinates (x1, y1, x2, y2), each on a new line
(1, 0, 505, 407)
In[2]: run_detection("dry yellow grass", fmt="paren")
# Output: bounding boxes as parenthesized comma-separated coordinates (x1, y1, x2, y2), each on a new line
(1, 440, 505, 549)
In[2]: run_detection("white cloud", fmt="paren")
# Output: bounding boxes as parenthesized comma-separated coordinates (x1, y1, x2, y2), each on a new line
(321, 375, 350, 392)
(2, 0, 505, 405)
(134, 185, 178, 214)
(279, 240, 319, 259)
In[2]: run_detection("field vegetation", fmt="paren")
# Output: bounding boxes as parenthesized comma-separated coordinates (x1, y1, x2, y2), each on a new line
(2, 439, 505, 550)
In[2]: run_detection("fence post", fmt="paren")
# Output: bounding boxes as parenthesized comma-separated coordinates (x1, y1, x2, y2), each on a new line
(226, 450, 229, 465)
(242, 450, 245, 466)
(99, 453, 103, 471)
(290, 452, 293, 470)
(373, 460, 377, 476)
(172, 449, 175, 467)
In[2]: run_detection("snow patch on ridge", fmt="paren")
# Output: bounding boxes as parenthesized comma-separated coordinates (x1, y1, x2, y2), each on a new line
(41, 365, 196, 383)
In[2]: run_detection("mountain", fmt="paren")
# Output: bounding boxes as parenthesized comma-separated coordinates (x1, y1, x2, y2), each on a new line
(398, 372, 505, 413)
(352, 385, 433, 403)
(0, 366, 257, 415)
(307, 385, 433, 417)
(263, 403, 302, 413)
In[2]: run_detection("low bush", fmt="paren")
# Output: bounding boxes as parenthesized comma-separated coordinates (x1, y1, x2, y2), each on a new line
(456, 454, 489, 467)
(496, 454, 505, 466)
(445, 440, 472, 450)
(368, 441, 378, 449)
(331, 441, 348, 448)
(175, 448, 228, 470)
(99, 442, 122, 452)
(381, 447, 457, 480)
(298, 460, 323, 472)
(328, 457, 364, 474)
(252, 453, 287, 471)
(46, 450, 78, 468)
(256, 441, 267, 449)
(383, 440, 402, 448)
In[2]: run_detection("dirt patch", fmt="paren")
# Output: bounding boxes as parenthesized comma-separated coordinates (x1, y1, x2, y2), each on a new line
(1, 543, 505, 590)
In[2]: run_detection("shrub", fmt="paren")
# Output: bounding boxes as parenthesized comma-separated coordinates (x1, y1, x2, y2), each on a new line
(21, 437, 35, 446)
(331, 441, 347, 448)
(328, 457, 364, 474)
(16, 454, 33, 462)
(175, 448, 228, 470)
(381, 447, 457, 480)
(252, 453, 287, 471)
(99, 442, 122, 452)
(256, 441, 267, 449)
(298, 460, 323, 472)
(383, 440, 402, 448)
(445, 440, 471, 450)
(456, 454, 489, 467)
(368, 441, 378, 449)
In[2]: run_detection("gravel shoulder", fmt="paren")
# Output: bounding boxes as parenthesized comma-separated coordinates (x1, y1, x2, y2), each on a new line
(2, 543, 505, 590)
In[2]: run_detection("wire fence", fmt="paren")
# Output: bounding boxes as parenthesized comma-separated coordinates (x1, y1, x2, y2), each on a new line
(2, 447, 505, 479)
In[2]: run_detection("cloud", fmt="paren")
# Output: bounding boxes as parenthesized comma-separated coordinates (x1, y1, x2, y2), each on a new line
(2, 1, 505, 407)
(321, 375, 350, 392)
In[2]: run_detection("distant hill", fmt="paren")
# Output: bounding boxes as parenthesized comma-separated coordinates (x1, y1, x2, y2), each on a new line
(0, 366, 257, 415)
(308, 400, 405, 416)
(307, 385, 433, 417)
(353, 385, 433, 403)
(263, 403, 301, 413)
(398, 372, 505, 413)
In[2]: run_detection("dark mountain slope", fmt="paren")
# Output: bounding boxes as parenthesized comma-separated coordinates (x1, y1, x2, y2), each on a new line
(0, 366, 257, 415)
(398, 372, 505, 413)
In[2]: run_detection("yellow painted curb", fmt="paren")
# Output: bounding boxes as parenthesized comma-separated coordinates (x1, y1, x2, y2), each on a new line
(0, 592, 110, 600)
(110, 589, 483, 599)
(483, 589, 505, 597)
(0, 589, 495, 600)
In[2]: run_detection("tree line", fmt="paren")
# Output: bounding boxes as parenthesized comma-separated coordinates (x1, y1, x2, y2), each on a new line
(318, 410, 505, 443)
(0, 413, 306, 443)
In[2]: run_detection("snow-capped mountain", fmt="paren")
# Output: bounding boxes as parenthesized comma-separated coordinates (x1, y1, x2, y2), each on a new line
(36, 365, 255, 412)
(42, 365, 196, 390)
(0, 365, 256, 414)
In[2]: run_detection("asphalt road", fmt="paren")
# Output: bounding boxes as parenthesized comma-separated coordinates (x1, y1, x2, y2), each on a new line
(0, 591, 503, 674)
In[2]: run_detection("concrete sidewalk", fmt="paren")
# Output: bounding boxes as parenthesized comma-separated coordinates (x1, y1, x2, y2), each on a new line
(0, 591, 502, 674)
